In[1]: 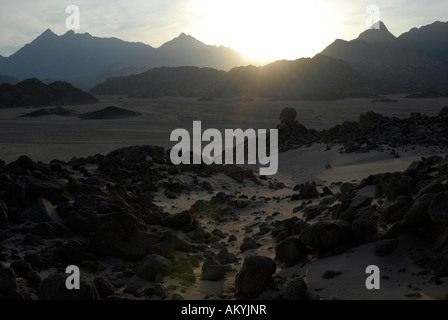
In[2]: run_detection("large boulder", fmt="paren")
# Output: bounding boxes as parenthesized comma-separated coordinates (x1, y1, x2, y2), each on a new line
(0, 265, 18, 294)
(275, 236, 307, 265)
(38, 273, 98, 300)
(136, 254, 172, 282)
(429, 192, 448, 227)
(280, 108, 297, 126)
(300, 220, 351, 252)
(403, 194, 435, 225)
(235, 256, 276, 295)
(284, 277, 307, 300)
(90, 218, 177, 260)
(351, 214, 378, 243)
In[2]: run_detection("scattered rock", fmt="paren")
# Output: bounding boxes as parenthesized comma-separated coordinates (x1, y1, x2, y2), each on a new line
(136, 254, 172, 282)
(235, 256, 276, 295)
(429, 192, 448, 226)
(275, 236, 307, 265)
(0, 265, 18, 294)
(284, 277, 307, 300)
(93, 277, 115, 299)
(240, 236, 260, 252)
(300, 220, 351, 252)
(38, 273, 98, 300)
(322, 270, 342, 279)
(374, 239, 399, 257)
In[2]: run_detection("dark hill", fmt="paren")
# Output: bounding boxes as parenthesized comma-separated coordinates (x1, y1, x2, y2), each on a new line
(91, 55, 369, 100)
(79, 106, 142, 120)
(0, 78, 99, 108)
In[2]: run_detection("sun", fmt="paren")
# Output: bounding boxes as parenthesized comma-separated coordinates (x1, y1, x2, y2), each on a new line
(188, 0, 334, 63)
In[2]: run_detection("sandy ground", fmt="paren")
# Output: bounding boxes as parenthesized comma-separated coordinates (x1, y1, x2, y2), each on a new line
(0, 95, 447, 163)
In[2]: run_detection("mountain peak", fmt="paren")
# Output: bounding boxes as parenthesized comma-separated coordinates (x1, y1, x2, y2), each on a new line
(39, 28, 58, 39)
(356, 21, 397, 44)
(159, 33, 203, 49)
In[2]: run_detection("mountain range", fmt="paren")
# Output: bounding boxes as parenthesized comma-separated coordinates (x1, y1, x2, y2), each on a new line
(0, 30, 249, 90)
(321, 21, 448, 93)
(91, 55, 369, 100)
(1, 20, 447, 97)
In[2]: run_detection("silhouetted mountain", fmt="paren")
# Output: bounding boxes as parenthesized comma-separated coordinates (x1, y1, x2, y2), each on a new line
(91, 55, 369, 100)
(0, 75, 19, 85)
(158, 33, 248, 70)
(0, 78, 99, 108)
(398, 21, 448, 64)
(91, 66, 227, 97)
(321, 21, 448, 94)
(356, 21, 397, 44)
(0, 30, 250, 91)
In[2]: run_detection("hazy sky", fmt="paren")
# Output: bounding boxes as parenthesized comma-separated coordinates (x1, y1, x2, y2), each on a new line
(0, 0, 447, 62)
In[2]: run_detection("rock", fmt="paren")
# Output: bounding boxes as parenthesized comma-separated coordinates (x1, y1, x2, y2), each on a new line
(16, 155, 37, 171)
(10, 260, 33, 277)
(173, 258, 194, 275)
(340, 182, 355, 195)
(235, 256, 276, 295)
(284, 277, 307, 300)
(294, 183, 320, 199)
(33, 222, 57, 239)
(38, 273, 99, 300)
(349, 195, 371, 209)
(275, 236, 307, 265)
(429, 192, 448, 226)
(417, 181, 446, 197)
(212, 229, 226, 239)
(29, 179, 66, 202)
(65, 210, 98, 235)
(27, 270, 42, 289)
(165, 210, 192, 230)
(93, 277, 115, 299)
(62, 240, 85, 263)
(351, 215, 378, 243)
(29, 198, 56, 223)
(201, 258, 226, 281)
(385, 177, 410, 202)
(403, 194, 435, 225)
(280, 107, 297, 126)
(0, 265, 18, 294)
(0, 201, 8, 229)
(136, 254, 172, 282)
(377, 196, 413, 221)
(216, 248, 238, 264)
(240, 236, 259, 251)
(299, 220, 351, 252)
(90, 219, 177, 259)
(322, 270, 342, 279)
(374, 239, 399, 257)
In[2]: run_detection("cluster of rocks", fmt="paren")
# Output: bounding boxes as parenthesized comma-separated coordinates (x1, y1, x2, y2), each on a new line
(278, 106, 448, 153)
(270, 155, 448, 280)
(0, 144, 293, 300)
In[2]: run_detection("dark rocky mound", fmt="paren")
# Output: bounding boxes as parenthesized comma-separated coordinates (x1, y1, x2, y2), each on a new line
(19, 106, 75, 118)
(406, 92, 448, 99)
(0, 78, 99, 108)
(278, 106, 448, 153)
(79, 106, 142, 120)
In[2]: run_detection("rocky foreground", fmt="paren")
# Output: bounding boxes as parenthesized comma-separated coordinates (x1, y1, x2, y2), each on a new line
(0, 109, 448, 300)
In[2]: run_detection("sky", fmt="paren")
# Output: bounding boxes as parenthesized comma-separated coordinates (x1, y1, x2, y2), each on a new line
(0, 0, 447, 63)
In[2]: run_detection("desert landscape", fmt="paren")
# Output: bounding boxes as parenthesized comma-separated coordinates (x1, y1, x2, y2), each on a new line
(1, 2, 448, 303)
(0, 95, 447, 301)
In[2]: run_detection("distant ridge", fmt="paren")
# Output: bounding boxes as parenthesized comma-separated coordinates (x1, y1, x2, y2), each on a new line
(321, 20, 448, 93)
(79, 106, 142, 120)
(91, 55, 369, 100)
(0, 30, 250, 90)
(0, 78, 99, 108)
